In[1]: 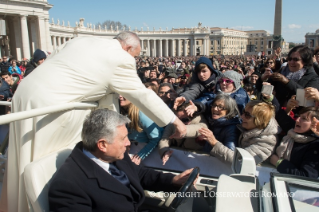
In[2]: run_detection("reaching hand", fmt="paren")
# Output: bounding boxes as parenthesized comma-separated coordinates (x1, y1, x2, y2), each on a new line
(311, 117, 319, 137)
(169, 118, 187, 139)
(185, 100, 197, 117)
(173, 97, 186, 110)
(198, 128, 217, 146)
(162, 150, 173, 165)
(171, 168, 199, 187)
(305, 87, 319, 102)
(285, 95, 299, 114)
(131, 155, 142, 165)
(271, 73, 289, 84)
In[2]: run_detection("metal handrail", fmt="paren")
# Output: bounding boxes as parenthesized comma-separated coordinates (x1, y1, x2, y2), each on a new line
(0, 102, 98, 125)
(0, 102, 12, 106)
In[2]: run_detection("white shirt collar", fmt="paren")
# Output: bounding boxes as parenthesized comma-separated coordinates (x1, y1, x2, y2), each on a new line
(83, 149, 110, 174)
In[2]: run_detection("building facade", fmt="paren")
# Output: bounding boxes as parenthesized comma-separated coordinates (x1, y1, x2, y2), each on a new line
(0, 0, 282, 60)
(305, 29, 319, 50)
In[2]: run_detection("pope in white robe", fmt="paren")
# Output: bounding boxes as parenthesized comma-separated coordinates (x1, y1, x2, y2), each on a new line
(0, 35, 181, 212)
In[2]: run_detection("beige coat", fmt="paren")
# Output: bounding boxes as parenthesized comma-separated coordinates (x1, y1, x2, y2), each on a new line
(158, 114, 208, 157)
(210, 117, 281, 165)
(0, 37, 174, 212)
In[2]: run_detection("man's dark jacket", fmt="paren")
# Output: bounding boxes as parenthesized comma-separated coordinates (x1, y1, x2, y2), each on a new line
(24, 61, 37, 77)
(49, 142, 176, 212)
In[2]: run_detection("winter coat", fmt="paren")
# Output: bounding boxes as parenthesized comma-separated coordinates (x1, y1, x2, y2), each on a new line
(271, 65, 319, 105)
(179, 57, 220, 102)
(0, 61, 10, 73)
(275, 109, 319, 178)
(8, 66, 22, 75)
(24, 61, 37, 77)
(195, 87, 250, 115)
(210, 117, 281, 164)
(204, 116, 241, 152)
(277, 137, 319, 178)
(158, 114, 208, 157)
(0, 80, 11, 115)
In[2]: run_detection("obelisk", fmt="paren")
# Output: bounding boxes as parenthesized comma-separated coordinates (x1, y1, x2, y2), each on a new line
(273, 0, 282, 51)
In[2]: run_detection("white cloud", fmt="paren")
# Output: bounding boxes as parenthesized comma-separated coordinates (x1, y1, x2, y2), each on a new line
(288, 24, 301, 29)
(308, 24, 319, 29)
(230, 26, 254, 30)
(143, 22, 148, 27)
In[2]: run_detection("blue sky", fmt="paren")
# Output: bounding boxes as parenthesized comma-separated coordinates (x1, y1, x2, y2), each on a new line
(49, 0, 318, 43)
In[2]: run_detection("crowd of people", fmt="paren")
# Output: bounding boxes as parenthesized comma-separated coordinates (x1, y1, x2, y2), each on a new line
(0, 32, 319, 212)
(1, 43, 319, 180)
(129, 45, 319, 178)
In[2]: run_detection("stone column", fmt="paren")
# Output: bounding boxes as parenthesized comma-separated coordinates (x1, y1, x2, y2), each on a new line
(165, 39, 168, 56)
(172, 40, 175, 56)
(62, 37, 66, 44)
(159, 39, 162, 57)
(190, 38, 194, 56)
(52, 36, 57, 50)
(29, 17, 39, 54)
(11, 17, 23, 60)
(38, 17, 47, 50)
(203, 39, 207, 56)
(44, 18, 53, 52)
(183, 39, 187, 56)
(147, 40, 150, 56)
(57, 36, 61, 47)
(141, 39, 144, 51)
(177, 40, 181, 56)
(20, 15, 31, 59)
(153, 40, 157, 57)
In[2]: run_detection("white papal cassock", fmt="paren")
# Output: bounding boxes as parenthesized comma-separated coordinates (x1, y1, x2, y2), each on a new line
(0, 37, 174, 212)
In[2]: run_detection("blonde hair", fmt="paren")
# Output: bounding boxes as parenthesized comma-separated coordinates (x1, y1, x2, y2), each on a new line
(127, 103, 143, 132)
(246, 100, 275, 129)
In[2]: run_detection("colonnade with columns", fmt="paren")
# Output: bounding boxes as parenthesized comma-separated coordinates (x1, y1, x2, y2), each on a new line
(140, 37, 210, 57)
(50, 36, 72, 50)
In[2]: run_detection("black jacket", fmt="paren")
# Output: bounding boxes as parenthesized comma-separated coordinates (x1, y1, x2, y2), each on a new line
(49, 142, 176, 212)
(276, 110, 319, 178)
(271, 66, 319, 106)
(0, 61, 10, 73)
(24, 61, 37, 77)
(179, 57, 220, 102)
(0, 80, 11, 115)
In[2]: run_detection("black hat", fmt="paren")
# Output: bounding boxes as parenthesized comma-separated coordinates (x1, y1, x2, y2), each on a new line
(33, 49, 47, 63)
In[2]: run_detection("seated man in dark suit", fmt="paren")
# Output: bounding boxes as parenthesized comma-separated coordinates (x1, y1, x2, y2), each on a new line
(49, 109, 192, 212)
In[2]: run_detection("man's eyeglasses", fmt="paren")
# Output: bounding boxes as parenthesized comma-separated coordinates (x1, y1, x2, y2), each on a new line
(287, 57, 301, 62)
(211, 104, 225, 110)
(242, 109, 255, 119)
(218, 79, 234, 84)
(159, 90, 172, 95)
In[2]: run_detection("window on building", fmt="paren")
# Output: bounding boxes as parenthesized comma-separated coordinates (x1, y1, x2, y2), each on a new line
(211, 40, 214, 45)
(217, 40, 220, 45)
(196, 41, 199, 45)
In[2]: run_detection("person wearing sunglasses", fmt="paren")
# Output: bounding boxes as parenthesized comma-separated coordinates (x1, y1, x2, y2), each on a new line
(199, 100, 281, 165)
(270, 107, 319, 178)
(192, 70, 250, 117)
(119, 95, 163, 165)
(269, 46, 319, 106)
(158, 102, 208, 165)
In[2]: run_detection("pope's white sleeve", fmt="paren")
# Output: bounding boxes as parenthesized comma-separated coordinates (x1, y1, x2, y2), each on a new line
(109, 60, 174, 127)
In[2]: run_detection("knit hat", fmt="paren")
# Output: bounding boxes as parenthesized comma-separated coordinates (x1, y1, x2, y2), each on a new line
(33, 49, 47, 63)
(220, 70, 242, 90)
